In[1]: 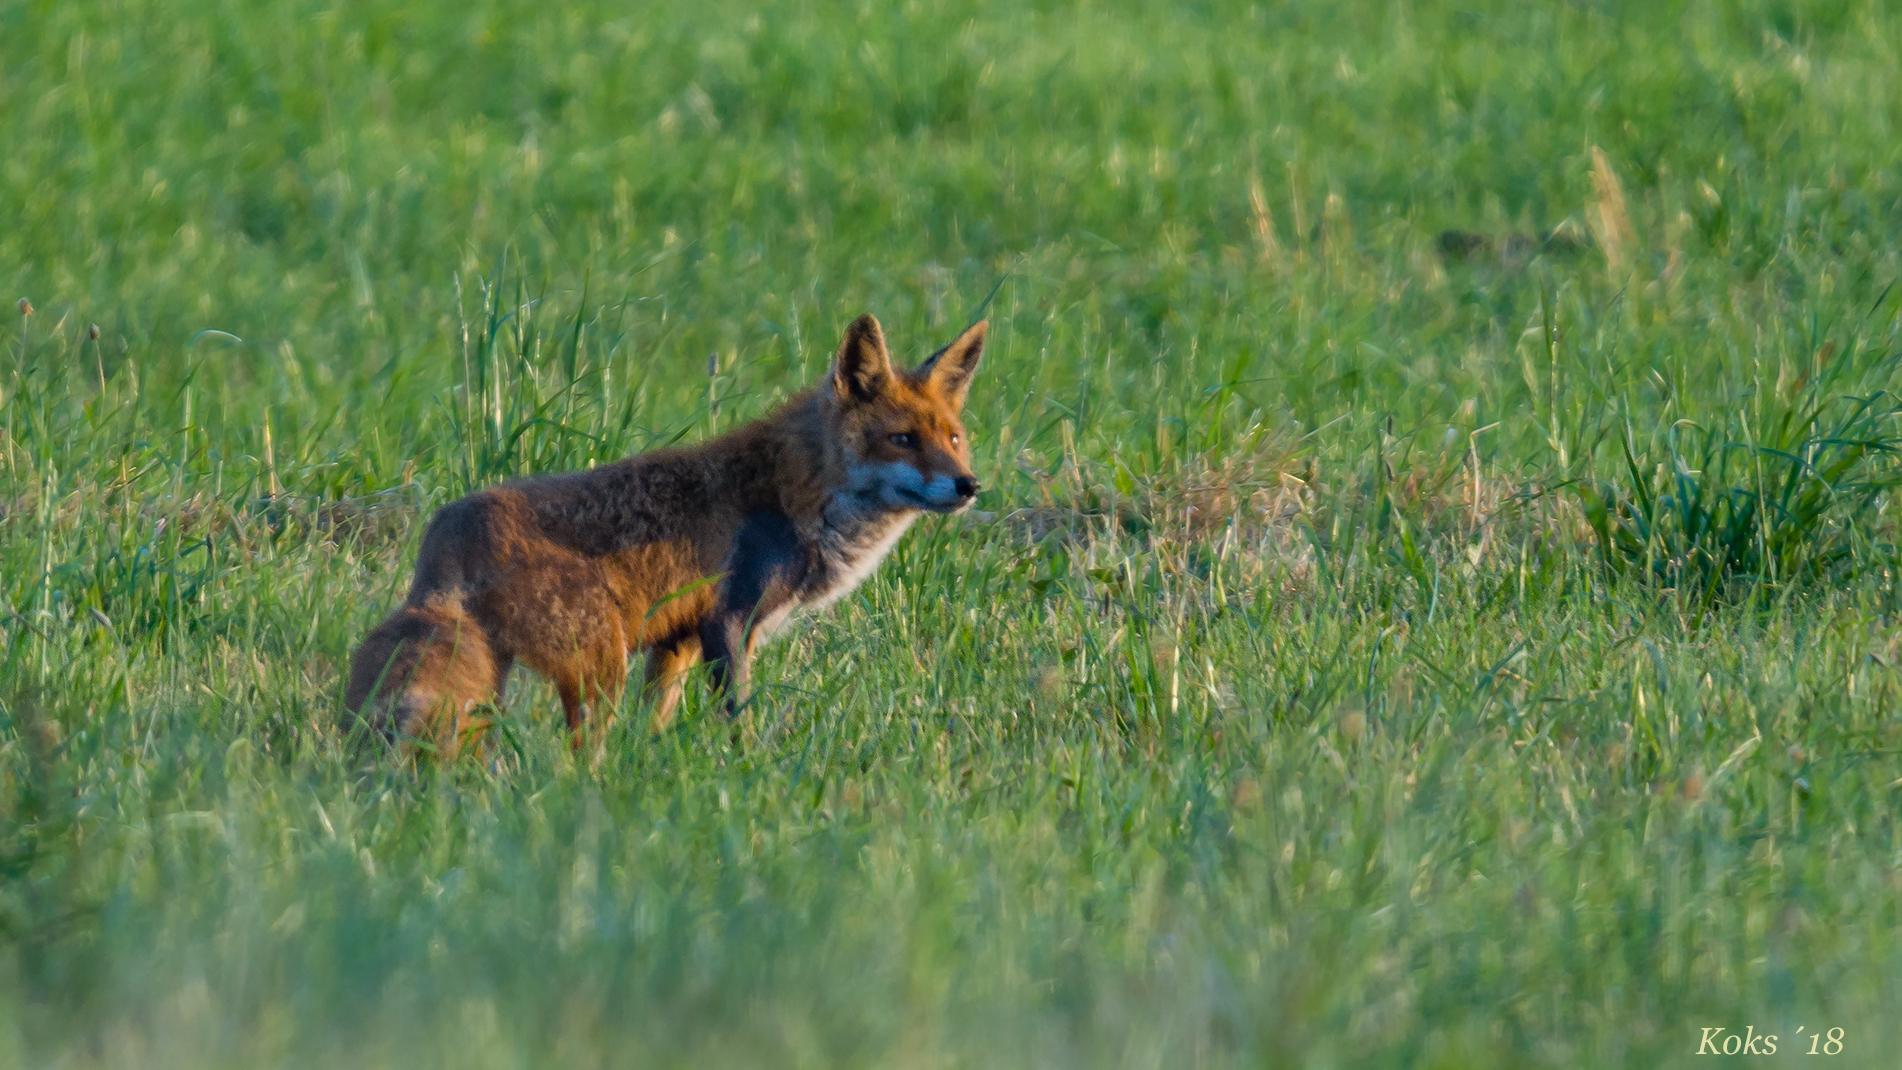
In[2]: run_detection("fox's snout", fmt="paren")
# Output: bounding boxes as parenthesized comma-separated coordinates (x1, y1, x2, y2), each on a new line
(932, 470, 982, 512)
(855, 461, 981, 513)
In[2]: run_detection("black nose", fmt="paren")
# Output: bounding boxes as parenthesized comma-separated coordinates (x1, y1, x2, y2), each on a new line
(954, 476, 981, 499)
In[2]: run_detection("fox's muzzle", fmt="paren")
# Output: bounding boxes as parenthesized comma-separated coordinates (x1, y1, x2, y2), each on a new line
(850, 460, 982, 513)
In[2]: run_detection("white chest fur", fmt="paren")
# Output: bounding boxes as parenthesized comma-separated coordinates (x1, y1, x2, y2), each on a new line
(804, 509, 917, 612)
(748, 599, 801, 647)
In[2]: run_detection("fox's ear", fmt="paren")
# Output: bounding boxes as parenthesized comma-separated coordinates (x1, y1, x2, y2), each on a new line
(918, 320, 986, 410)
(831, 314, 891, 403)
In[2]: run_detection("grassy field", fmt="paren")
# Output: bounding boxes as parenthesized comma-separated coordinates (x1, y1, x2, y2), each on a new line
(5, 0, 1902, 1065)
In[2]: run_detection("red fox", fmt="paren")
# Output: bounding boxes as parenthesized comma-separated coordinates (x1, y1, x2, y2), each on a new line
(345, 313, 985, 752)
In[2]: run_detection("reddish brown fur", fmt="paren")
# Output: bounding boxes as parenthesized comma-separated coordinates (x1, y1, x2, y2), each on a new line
(345, 313, 985, 752)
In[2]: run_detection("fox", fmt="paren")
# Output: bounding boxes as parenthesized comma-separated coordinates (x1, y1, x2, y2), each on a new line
(344, 313, 985, 753)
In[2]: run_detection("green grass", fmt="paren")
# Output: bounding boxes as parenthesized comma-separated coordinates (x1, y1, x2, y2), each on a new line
(5, 0, 1902, 1065)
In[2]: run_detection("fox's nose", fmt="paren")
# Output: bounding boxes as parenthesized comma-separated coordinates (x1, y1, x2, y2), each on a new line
(953, 475, 981, 500)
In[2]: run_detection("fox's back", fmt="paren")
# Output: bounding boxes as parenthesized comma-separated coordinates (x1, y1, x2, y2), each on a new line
(406, 415, 815, 615)
(507, 448, 736, 556)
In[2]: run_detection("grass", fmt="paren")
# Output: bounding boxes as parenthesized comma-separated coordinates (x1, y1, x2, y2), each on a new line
(4, 0, 1902, 1065)
(1572, 337, 1902, 597)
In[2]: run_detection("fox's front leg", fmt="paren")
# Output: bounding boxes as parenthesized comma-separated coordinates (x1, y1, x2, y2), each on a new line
(700, 511, 807, 718)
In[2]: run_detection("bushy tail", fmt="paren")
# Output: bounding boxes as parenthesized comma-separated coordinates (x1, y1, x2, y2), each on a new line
(345, 597, 499, 754)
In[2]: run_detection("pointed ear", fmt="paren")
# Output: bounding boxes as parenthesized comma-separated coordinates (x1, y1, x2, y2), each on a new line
(918, 320, 986, 410)
(830, 314, 892, 403)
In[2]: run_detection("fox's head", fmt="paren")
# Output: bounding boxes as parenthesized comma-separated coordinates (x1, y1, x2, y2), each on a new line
(824, 313, 986, 515)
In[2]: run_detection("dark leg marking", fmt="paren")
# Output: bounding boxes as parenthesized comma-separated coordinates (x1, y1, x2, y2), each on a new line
(701, 510, 808, 717)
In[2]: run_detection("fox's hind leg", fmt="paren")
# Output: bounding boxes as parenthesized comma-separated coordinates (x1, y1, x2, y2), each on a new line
(642, 636, 702, 734)
(553, 662, 625, 754)
(546, 624, 629, 754)
(461, 651, 514, 747)
(346, 599, 499, 757)
(496, 564, 632, 753)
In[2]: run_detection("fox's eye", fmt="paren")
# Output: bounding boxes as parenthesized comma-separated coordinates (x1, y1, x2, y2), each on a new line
(949, 433, 960, 445)
(889, 432, 917, 449)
